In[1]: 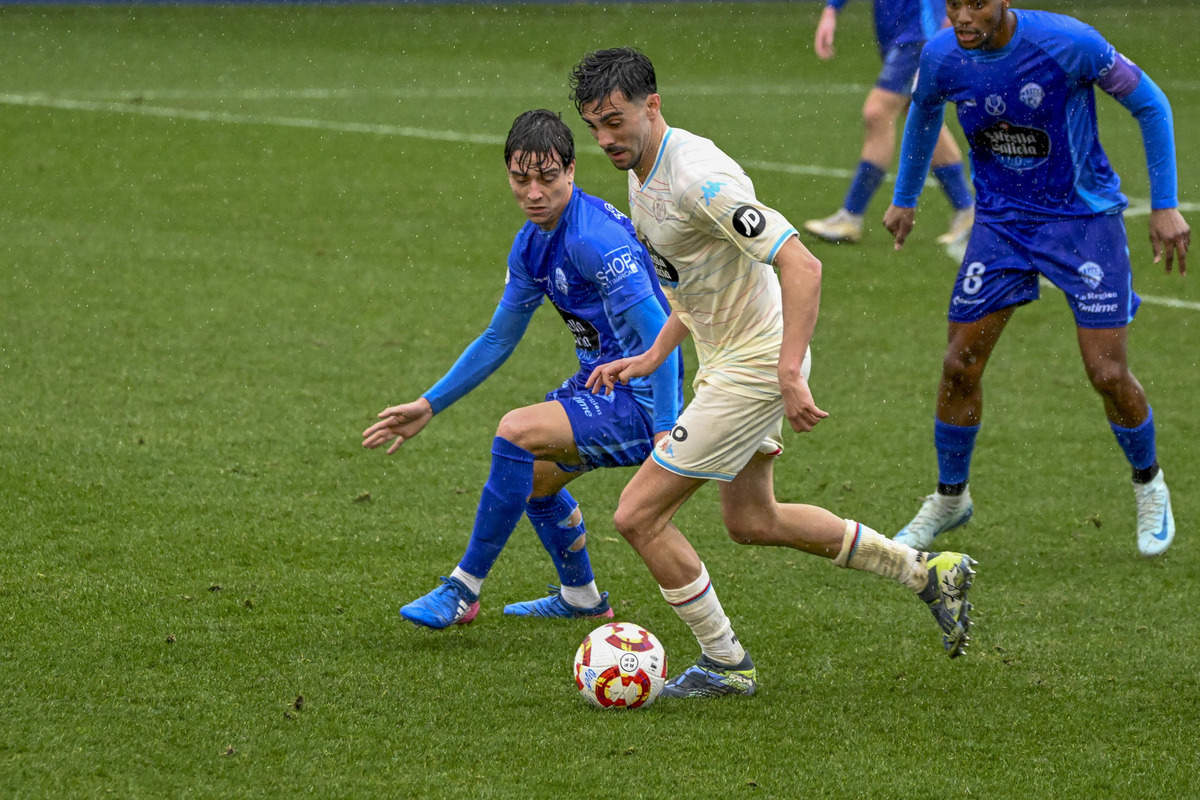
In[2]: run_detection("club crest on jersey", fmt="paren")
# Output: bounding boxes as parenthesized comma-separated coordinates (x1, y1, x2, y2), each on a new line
(985, 94, 1007, 116)
(555, 267, 569, 296)
(732, 206, 766, 238)
(654, 198, 667, 224)
(975, 121, 1051, 171)
(1078, 261, 1104, 290)
(1019, 83, 1044, 109)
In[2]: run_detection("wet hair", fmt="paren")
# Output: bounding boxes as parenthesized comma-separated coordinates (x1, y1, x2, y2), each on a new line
(569, 48, 657, 114)
(504, 109, 574, 171)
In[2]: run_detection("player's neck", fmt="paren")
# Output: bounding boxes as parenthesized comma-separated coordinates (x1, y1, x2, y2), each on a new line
(981, 10, 1017, 51)
(633, 119, 668, 185)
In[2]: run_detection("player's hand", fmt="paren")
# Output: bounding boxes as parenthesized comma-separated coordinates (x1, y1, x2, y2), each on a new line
(814, 6, 838, 60)
(883, 204, 916, 250)
(1149, 208, 1189, 275)
(780, 373, 828, 434)
(586, 356, 649, 395)
(362, 398, 433, 454)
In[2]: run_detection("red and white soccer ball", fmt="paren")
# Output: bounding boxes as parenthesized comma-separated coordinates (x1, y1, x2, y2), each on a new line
(573, 622, 668, 709)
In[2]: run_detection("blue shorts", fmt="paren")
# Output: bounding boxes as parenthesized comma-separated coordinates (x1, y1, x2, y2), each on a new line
(950, 214, 1140, 329)
(877, 41, 923, 94)
(546, 374, 654, 471)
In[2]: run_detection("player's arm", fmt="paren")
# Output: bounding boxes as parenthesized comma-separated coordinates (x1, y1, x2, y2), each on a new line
(1110, 71, 1189, 274)
(587, 312, 689, 398)
(362, 303, 534, 454)
(774, 236, 829, 434)
(617, 296, 682, 436)
(883, 98, 945, 250)
(815, 1, 846, 61)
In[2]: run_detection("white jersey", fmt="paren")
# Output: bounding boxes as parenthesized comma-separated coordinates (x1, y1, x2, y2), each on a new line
(628, 127, 798, 401)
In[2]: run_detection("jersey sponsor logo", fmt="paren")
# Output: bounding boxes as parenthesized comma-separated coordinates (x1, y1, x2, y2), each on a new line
(670, 424, 688, 442)
(598, 244, 640, 288)
(1019, 83, 1044, 109)
(555, 267, 569, 296)
(1078, 301, 1118, 314)
(975, 121, 1051, 171)
(644, 240, 679, 286)
(732, 206, 766, 238)
(553, 303, 601, 351)
(1078, 261, 1104, 290)
(985, 94, 1007, 116)
(701, 181, 725, 206)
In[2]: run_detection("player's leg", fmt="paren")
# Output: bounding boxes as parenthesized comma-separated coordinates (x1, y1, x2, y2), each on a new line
(400, 401, 578, 628)
(896, 307, 1015, 549)
(1052, 212, 1173, 556)
(506, 384, 662, 616)
(719, 453, 975, 657)
(804, 87, 907, 244)
(1077, 325, 1174, 556)
(930, 126, 975, 246)
(611, 459, 758, 696)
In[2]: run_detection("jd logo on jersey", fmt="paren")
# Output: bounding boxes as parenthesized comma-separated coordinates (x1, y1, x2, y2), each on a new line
(732, 206, 766, 238)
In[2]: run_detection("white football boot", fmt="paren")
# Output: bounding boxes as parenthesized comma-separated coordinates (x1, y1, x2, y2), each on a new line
(1134, 470, 1175, 557)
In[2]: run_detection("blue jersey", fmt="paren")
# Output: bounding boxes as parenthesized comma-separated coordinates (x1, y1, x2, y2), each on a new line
(502, 186, 673, 409)
(828, 0, 942, 52)
(906, 10, 1146, 221)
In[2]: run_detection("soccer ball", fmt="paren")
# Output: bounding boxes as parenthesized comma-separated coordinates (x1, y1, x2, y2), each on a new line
(573, 622, 668, 709)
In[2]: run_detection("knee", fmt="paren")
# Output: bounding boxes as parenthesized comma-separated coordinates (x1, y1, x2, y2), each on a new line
(861, 97, 895, 134)
(941, 348, 984, 395)
(612, 503, 645, 545)
(1085, 360, 1131, 399)
(495, 410, 535, 448)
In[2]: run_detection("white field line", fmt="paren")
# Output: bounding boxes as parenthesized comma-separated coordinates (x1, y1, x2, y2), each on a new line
(2, 91, 1196, 311)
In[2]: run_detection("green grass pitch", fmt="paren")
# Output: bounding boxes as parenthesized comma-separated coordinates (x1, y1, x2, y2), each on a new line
(1, 2, 1197, 797)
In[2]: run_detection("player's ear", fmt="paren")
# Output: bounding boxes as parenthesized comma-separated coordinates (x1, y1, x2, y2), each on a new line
(645, 93, 662, 118)
(566, 160, 576, 183)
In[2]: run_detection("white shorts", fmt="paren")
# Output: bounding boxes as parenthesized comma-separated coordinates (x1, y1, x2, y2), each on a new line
(651, 381, 784, 482)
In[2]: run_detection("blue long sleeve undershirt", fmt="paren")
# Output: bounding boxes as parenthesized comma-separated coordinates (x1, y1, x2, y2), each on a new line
(620, 296, 682, 434)
(421, 304, 534, 415)
(892, 101, 944, 208)
(1114, 74, 1178, 209)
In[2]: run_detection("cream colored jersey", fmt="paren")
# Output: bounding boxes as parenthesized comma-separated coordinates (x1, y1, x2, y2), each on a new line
(628, 127, 798, 401)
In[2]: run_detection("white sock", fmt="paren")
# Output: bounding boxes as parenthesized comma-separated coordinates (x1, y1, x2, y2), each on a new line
(449, 566, 484, 597)
(659, 563, 746, 666)
(560, 581, 602, 609)
(832, 519, 928, 593)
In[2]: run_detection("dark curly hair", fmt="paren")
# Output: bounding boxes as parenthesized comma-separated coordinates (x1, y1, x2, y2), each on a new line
(569, 48, 657, 114)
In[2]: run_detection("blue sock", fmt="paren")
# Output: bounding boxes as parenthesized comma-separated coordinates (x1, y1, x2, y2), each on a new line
(1110, 408, 1156, 471)
(934, 419, 980, 488)
(526, 490, 594, 588)
(458, 437, 535, 579)
(842, 161, 887, 215)
(932, 163, 974, 211)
